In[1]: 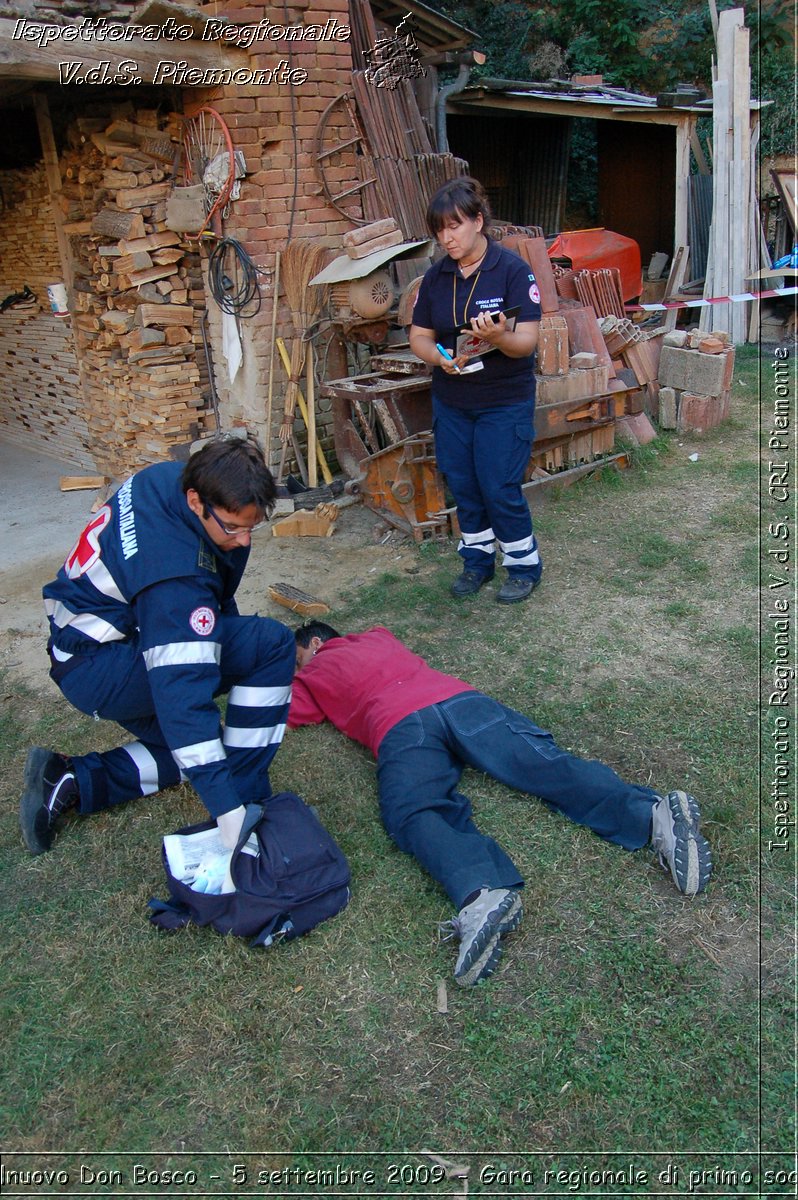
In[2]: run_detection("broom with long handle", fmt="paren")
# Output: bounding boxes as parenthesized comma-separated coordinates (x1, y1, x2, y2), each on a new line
(265, 250, 280, 470)
(278, 241, 327, 481)
(276, 337, 333, 484)
(306, 341, 317, 487)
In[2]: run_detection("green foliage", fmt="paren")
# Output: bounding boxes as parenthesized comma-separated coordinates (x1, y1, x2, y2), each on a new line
(748, 0, 796, 52)
(753, 45, 795, 158)
(637, 3, 715, 91)
(442, 0, 794, 165)
(443, 0, 541, 80)
(550, 0, 650, 83)
(566, 124, 598, 222)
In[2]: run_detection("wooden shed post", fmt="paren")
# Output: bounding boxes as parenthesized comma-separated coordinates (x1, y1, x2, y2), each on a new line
(674, 117, 692, 256)
(32, 92, 73, 298)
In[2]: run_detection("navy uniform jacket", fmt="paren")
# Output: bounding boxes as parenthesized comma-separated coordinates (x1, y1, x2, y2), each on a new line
(43, 462, 255, 816)
(412, 239, 542, 409)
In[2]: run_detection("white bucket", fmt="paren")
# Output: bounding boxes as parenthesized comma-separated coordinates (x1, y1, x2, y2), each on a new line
(47, 283, 69, 316)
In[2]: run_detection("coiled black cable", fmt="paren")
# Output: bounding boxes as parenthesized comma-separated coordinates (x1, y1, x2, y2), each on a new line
(206, 238, 262, 316)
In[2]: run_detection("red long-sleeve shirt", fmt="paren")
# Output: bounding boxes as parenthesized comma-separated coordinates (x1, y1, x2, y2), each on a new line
(288, 627, 473, 755)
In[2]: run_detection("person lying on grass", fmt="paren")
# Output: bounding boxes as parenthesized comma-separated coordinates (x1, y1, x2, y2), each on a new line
(290, 623, 712, 987)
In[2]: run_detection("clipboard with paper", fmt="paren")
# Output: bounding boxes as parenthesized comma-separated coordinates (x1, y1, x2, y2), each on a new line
(453, 305, 522, 360)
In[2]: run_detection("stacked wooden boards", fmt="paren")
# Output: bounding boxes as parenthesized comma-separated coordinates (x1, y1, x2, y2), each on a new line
(344, 1, 468, 238)
(349, 71, 468, 239)
(700, 7, 757, 341)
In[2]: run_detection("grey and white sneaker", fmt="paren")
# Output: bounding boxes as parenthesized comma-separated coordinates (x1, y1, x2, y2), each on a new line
(19, 747, 78, 855)
(443, 887, 523, 987)
(650, 790, 712, 896)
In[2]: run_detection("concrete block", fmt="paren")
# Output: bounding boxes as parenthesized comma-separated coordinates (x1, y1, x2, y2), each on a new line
(677, 392, 725, 433)
(658, 345, 728, 397)
(535, 365, 610, 403)
(644, 380, 661, 423)
(537, 315, 570, 376)
(659, 387, 678, 428)
(663, 329, 688, 347)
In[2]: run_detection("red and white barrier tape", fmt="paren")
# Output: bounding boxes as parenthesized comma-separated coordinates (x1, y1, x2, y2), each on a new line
(625, 286, 798, 312)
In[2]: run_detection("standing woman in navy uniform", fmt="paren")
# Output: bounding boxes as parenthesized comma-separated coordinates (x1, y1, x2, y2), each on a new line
(410, 177, 543, 603)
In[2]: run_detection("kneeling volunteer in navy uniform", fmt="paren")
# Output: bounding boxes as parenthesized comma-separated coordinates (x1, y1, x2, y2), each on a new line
(410, 176, 543, 604)
(20, 433, 295, 856)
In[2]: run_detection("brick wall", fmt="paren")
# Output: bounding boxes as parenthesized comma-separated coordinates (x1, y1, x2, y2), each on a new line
(0, 0, 362, 475)
(194, 0, 360, 474)
(0, 164, 92, 466)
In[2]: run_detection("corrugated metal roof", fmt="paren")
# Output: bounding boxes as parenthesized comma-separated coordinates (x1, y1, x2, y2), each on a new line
(453, 77, 767, 115)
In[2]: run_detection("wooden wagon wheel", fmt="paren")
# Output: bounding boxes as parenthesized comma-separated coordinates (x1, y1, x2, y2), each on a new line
(312, 93, 379, 226)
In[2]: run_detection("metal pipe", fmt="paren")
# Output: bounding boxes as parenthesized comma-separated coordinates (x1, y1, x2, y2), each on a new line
(436, 60, 472, 154)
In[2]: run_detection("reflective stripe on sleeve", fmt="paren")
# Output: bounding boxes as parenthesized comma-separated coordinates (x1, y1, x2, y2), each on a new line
(172, 738, 226, 770)
(227, 684, 292, 709)
(143, 641, 222, 670)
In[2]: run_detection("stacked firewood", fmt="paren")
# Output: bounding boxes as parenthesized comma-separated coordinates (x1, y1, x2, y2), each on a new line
(59, 110, 211, 474)
(342, 218, 404, 259)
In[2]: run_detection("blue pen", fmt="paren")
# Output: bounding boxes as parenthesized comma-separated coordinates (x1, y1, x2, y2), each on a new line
(435, 343, 461, 373)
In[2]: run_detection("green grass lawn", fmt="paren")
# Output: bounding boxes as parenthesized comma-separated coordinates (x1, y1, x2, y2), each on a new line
(0, 345, 792, 1193)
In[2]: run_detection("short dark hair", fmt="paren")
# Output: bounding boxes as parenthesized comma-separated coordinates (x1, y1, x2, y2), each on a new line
(295, 621, 341, 648)
(425, 176, 492, 238)
(182, 433, 276, 516)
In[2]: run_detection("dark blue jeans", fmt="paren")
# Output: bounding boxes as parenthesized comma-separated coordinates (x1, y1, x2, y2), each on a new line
(376, 691, 658, 909)
(433, 396, 541, 581)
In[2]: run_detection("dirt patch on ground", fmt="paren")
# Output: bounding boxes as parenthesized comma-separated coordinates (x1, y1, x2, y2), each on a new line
(0, 494, 418, 695)
(0, 368, 758, 697)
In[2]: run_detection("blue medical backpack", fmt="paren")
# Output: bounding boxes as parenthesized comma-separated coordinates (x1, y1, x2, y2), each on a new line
(148, 792, 351, 948)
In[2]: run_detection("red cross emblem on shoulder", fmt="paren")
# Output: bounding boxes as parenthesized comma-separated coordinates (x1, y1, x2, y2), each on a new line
(190, 606, 216, 636)
(64, 506, 112, 579)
